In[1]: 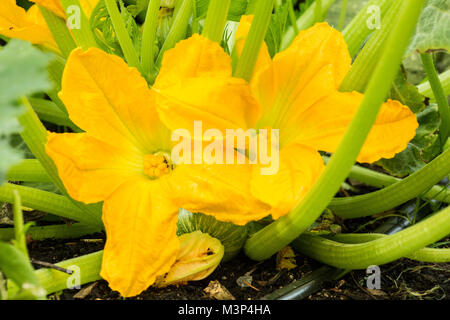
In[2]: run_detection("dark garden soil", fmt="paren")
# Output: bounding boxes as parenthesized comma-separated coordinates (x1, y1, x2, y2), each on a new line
(26, 231, 450, 301)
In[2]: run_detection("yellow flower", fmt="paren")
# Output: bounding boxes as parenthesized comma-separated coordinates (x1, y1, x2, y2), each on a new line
(45, 39, 268, 297)
(154, 19, 419, 220)
(0, 0, 98, 52)
(0, 0, 58, 51)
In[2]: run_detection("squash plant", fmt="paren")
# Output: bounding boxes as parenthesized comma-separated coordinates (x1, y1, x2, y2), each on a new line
(0, 0, 449, 298)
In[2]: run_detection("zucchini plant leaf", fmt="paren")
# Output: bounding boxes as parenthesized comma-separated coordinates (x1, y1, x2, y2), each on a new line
(0, 242, 46, 300)
(389, 65, 427, 114)
(0, 40, 52, 184)
(406, 0, 450, 55)
(375, 105, 441, 177)
(265, 2, 289, 57)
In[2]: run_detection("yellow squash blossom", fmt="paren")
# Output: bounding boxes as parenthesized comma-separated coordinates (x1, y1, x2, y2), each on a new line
(0, 0, 58, 51)
(45, 39, 269, 297)
(0, 0, 98, 52)
(153, 20, 419, 220)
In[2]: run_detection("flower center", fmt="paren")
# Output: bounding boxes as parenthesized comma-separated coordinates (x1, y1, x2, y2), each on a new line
(144, 152, 173, 179)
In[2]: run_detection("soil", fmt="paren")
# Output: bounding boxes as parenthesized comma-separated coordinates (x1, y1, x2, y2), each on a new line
(25, 230, 450, 301)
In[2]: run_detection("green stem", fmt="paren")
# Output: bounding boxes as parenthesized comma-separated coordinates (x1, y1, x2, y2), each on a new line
(155, 0, 193, 71)
(60, 0, 98, 49)
(314, 0, 322, 22)
(323, 156, 450, 203)
(337, 0, 349, 31)
(286, 0, 299, 35)
(202, 0, 231, 43)
(12, 189, 28, 258)
(280, 0, 335, 51)
(292, 205, 450, 269)
(418, 69, 450, 101)
(322, 233, 450, 263)
(7, 251, 103, 297)
(0, 223, 103, 242)
(342, 0, 393, 58)
(141, 0, 161, 78)
(233, 0, 274, 81)
(38, 5, 76, 58)
(105, 0, 143, 73)
(17, 99, 102, 224)
(0, 183, 99, 225)
(328, 148, 450, 218)
(421, 54, 450, 148)
(6, 159, 52, 183)
(339, 0, 402, 93)
(244, 0, 426, 261)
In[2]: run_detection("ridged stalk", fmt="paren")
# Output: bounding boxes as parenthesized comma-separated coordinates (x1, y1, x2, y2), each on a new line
(292, 205, 450, 269)
(6, 159, 52, 183)
(202, 0, 231, 43)
(328, 147, 450, 218)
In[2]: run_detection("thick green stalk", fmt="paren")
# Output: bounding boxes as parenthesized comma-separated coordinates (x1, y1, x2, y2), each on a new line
(233, 0, 274, 81)
(244, 0, 426, 261)
(141, 0, 161, 78)
(322, 233, 450, 263)
(339, 0, 402, 93)
(323, 156, 450, 204)
(17, 99, 102, 224)
(314, 0, 322, 22)
(12, 190, 28, 258)
(202, 0, 231, 43)
(418, 69, 450, 101)
(328, 148, 450, 218)
(6, 159, 52, 183)
(0, 223, 103, 242)
(286, 0, 298, 35)
(280, 0, 335, 51)
(38, 5, 76, 58)
(105, 0, 143, 73)
(337, 0, 349, 31)
(60, 0, 98, 49)
(342, 0, 393, 58)
(421, 54, 450, 147)
(8, 251, 103, 297)
(155, 0, 193, 70)
(292, 206, 450, 269)
(0, 183, 99, 225)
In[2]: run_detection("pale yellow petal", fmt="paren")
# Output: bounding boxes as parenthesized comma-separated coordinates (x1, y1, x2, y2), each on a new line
(295, 91, 419, 163)
(101, 177, 179, 297)
(60, 48, 171, 154)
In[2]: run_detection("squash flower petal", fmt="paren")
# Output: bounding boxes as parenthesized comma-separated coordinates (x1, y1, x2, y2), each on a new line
(46, 46, 269, 297)
(223, 20, 418, 218)
(0, 1, 58, 51)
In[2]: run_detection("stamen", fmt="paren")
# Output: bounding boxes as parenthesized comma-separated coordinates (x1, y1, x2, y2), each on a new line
(144, 153, 173, 178)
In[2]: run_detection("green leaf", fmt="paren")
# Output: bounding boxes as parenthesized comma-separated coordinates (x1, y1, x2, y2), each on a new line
(407, 0, 450, 55)
(0, 242, 46, 300)
(265, 3, 289, 57)
(389, 65, 426, 113)
(376, 105, 441, 177)
(0, 40, 53, 184)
